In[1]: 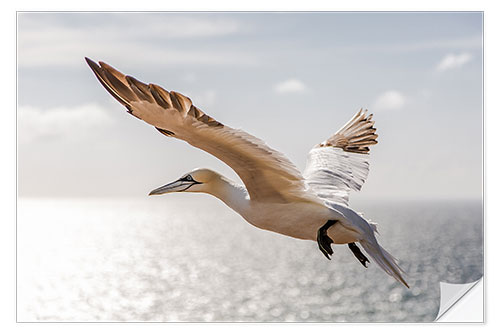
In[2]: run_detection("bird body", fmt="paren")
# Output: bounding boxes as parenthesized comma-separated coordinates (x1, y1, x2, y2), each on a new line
(86, 58, 409, 288)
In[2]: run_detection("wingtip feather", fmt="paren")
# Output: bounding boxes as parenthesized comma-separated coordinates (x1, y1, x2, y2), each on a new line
(322, 108, 378, 154)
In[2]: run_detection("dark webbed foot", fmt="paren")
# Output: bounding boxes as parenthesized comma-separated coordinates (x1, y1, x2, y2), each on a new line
(317, 220, 337, 260)
(348, 242, 370, 268)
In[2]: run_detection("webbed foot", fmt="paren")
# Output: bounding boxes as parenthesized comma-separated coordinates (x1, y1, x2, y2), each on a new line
(317, 220, 337, 260)
(348, 242, 370, 267)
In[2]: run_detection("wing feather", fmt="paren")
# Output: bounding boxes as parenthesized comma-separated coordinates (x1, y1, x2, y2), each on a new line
(86, 58, 316, 204)
(304, 109, 377, 205)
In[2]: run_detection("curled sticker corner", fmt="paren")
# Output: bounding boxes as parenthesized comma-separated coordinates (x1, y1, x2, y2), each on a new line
(435, 278, 483, 322)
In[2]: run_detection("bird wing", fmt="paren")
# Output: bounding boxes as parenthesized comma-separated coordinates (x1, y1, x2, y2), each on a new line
(86, 58, 317, 204)
(303, 109, 378, 206)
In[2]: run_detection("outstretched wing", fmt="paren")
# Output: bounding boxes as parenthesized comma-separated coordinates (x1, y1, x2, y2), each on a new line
(303, 109, 378, 206)
(86, 58, 317, 204)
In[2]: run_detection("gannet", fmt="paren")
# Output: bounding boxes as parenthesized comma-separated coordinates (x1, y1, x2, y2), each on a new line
(85, 58, 409, 288)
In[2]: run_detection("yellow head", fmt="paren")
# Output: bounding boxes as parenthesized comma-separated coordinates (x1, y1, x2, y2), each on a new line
(148, 168, 221, 195)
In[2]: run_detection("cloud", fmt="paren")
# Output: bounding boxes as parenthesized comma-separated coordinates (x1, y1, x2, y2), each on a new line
(379, 37, 481, 53)
(18, 38, 258, 69)
(372, 90, 406, 111)
(19, 14, 243, 41)
(435, 53, 473, 72)
(17, 14, 257, 68)
(18, 104, 111, 144)
(273, 79, 307, 94)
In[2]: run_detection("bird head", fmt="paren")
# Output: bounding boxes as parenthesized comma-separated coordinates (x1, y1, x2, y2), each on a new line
(148, 168, 219, 195)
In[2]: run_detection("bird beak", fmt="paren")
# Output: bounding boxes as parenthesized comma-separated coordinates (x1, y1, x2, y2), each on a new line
(148, 179, 198, 195)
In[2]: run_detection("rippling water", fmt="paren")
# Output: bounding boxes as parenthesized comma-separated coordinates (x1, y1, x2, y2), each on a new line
(17, 197, 483, 322)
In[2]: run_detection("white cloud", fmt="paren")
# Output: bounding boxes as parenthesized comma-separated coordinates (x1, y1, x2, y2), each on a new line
(18, 104, 111, 144)
(18, 38, 259, 68)
(17, 15, 257, 68)
(435, 53, 473, 72)
(377, 37, 481, 53)
(19, 15, 242, 41)
(273, 79, 307, 94)
(372, 90, 406, 111)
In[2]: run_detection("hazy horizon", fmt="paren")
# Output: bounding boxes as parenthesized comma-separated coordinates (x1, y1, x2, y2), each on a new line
(17, 12, 483, 200)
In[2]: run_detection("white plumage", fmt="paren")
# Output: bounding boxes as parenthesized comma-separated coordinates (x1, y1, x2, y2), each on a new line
(86, 58, 409, 288)
(304, 147, 370, 205)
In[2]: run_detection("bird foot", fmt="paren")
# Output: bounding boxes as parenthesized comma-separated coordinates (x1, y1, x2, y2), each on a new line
(348, 242, 370, 267)
(317, 220, 337, 260)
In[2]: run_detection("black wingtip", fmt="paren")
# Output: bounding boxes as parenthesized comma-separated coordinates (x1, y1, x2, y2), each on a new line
(85, 56, 95, 66)
(85, 57, 101, 74)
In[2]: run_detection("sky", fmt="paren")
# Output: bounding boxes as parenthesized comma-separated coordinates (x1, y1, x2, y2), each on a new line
(17, 12, 483, 200)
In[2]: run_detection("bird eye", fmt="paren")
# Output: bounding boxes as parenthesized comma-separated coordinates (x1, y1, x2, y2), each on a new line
(185, 175, 193, 181)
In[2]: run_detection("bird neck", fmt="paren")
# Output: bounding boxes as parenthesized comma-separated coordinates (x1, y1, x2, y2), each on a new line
(207, 176, 251, 218)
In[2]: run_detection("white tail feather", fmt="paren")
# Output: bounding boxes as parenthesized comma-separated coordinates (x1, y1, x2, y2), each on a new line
(360, 239, 409, 288)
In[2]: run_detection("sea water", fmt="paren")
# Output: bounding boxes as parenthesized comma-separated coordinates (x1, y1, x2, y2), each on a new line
(17, 196, 483, 322)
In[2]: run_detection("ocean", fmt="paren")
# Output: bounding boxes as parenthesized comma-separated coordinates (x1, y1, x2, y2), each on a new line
(17, 197, 483, 322)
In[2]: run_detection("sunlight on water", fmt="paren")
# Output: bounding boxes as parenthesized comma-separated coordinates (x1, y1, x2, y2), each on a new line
(17, 197, 483, 322)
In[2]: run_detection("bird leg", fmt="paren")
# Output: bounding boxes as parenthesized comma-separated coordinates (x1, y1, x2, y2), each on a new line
(317, 220, 337, 260)
(348, 242, 370, 268)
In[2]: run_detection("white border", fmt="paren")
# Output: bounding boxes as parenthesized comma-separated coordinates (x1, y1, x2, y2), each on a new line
(4, 1, 498, 332)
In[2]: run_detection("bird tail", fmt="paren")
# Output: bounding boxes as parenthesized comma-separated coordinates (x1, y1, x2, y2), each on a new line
(359, 238, 409, 288)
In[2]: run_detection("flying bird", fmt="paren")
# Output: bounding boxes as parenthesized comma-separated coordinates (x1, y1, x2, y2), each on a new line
(85, 58, 409, 288)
